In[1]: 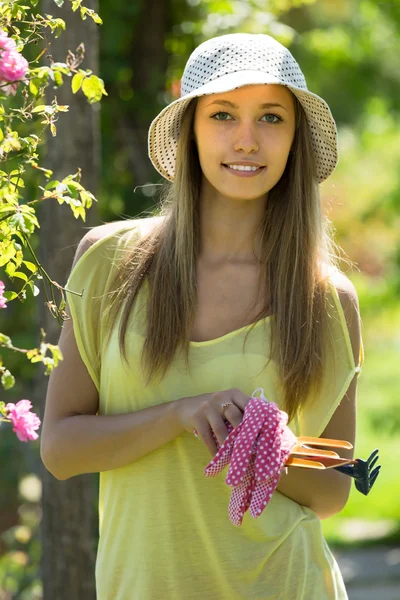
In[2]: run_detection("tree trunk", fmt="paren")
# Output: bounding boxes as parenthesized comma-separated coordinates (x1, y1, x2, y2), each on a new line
(119, 0, 170, 184)
(36, 1, 100, 598)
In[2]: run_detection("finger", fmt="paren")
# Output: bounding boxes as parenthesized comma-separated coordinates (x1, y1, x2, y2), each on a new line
(208, 412, 231, 447)
(208, 403, 242, 446)
(223, 403, 244, 429)
(195, 422, 218, 457)
(230, 389, 253, 413)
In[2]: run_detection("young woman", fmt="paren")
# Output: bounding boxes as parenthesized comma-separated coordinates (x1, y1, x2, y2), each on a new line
(41, 33, 364, 599)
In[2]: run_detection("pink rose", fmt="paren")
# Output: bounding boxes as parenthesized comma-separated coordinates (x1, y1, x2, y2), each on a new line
(5, 400, 41, 442)
(0, 30, 17, 52)
(0, 280, 7, 309)
(0, 49, 29, 83)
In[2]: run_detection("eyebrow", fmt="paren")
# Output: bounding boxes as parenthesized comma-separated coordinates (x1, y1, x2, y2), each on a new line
(205, 99, 288, 113)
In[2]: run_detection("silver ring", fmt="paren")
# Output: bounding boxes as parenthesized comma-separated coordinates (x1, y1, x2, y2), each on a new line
(221, 402, 233, 415)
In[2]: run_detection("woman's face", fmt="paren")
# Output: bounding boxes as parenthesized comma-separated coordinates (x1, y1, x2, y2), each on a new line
(193, 84, 296, 202)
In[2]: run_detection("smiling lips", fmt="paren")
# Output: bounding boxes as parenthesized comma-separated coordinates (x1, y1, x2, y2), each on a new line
(223, 162, 265, 168)
(225, 165, 262, 171)
(222, 164, 266, 176)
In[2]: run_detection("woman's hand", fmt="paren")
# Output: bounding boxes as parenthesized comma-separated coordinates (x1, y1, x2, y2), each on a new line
(173, 388, 253, 456)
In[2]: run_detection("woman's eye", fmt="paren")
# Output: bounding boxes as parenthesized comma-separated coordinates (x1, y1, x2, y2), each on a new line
(211, 112, 282, 123)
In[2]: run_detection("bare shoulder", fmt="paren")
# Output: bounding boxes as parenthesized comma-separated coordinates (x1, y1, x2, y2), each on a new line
(329, 269, 360, 310)
(320, 263, 359, 307)
(329, 269, 362, 367)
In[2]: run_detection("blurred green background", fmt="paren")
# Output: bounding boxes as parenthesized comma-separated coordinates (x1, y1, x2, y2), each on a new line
(0, 0, 399, 593)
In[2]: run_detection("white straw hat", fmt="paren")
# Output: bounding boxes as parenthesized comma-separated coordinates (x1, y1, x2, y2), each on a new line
(148, 32, 338, 184)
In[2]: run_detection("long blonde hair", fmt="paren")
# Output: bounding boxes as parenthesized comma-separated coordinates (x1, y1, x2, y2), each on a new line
(103, 92, 349, 423)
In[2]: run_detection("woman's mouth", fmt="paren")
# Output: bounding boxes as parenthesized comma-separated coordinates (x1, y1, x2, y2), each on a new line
(222, 164, 266, 177)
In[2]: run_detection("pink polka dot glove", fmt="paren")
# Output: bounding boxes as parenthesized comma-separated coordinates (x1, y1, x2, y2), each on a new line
(193, 388, 297, 526)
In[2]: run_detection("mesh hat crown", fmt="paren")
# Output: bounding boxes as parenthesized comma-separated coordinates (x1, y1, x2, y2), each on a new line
(148, 33, 338, 184)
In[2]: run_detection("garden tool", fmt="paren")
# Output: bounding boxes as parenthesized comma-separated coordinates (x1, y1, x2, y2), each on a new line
(193, 388, 381, 525)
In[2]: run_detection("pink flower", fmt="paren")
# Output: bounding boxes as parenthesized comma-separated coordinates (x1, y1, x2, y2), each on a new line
(0, 49, 28, 83)
(0, 30, 17, 52)
(0, 280, 7, 309)
(5, 400, 41, 442)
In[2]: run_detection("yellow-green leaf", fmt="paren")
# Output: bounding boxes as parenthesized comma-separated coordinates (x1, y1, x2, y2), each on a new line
(5, 261, 16, 277)
(22, 260, 37, 273)
(29, 78, 39, 96)
(81, 74, 107, 103)
(53, 70, 63, 87)
(12, 271, 28, 282)
(72, 71, 86, 94)
(0, 334, 12, 346)
(31, 105, 47, 113)
(1, 369, 15, 390)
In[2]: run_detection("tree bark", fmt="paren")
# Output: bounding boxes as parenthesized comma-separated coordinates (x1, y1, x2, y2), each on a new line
(35, 1, 100, 598)
(121, 0, 170, 183)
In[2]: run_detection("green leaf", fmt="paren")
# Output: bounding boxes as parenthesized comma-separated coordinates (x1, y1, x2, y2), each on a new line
(29, 78, 39, 96)
(0, 334, 12, 346)
(23, 260, 38, 273)
(5, 261, 16, 277)
(19, 207, 39, 229)
(81, 74, 107, 103)
(43, 179, 59, 191)
(53, 0, 65, 7)
(2, 133, 21, 153)
(91, 12, 103, 25)
(31, 105, 47, 114)
(53, 71, 63, 87)
(9, 212, 36, 234)
(30, 354, 43, 364)
(12, 271, 28, 283)
(1, 369, 15, 391)
(0, 241, 16, 267)
(10, 177, 25, 187)
(51, 62, 70, 75)
(66, 183, 80, 198)
(2, 291, 18, 302)
(79, 189, 96, 209)
(72, 71, 86, 94)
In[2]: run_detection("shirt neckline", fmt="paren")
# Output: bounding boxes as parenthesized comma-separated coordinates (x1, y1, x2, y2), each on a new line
(143, 277, 273, 348)
(189, 313, 273, 347)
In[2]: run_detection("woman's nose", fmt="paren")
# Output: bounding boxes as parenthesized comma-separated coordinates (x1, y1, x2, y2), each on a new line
(233, 123, 260, 153)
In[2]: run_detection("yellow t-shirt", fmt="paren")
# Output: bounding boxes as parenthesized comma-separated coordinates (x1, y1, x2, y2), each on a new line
(65, 217, 364, 600)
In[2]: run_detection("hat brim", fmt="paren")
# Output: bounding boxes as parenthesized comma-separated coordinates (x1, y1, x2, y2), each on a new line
(148, 70, 338, 184)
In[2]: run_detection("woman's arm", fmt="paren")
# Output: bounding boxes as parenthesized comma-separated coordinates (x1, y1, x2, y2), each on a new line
(41, 224, 186, 480)
(42, 402, 185, 481)
(276, 275, 361, 519)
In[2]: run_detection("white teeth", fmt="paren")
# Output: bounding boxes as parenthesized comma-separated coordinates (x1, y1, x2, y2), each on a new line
(226, 164, 261, 171)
